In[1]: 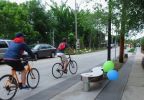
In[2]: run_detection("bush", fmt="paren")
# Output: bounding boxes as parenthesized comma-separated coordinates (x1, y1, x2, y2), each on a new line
(128, 48, 135, 52)
(141, 37, 144, 51)
(141, 57, 144, 69)
(65, 48, 76, 55)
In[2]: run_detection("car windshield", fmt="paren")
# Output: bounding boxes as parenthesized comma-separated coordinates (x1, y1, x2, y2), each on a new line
(30, 44, 40, 50)
(0, 40, 11, 48)
(30, 44, 55, 50)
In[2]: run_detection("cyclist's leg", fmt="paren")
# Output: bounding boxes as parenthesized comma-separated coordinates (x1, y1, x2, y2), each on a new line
(56, 52, 64, 64)
(15, 62, 29, 89)
(56, 52, 63, 57)
(4, 60, 27, 88)
(56, 52, 68, 72)
(21, 61, 28, 87)
(61, 54, 68, 72)
(21, 70, 26, 86)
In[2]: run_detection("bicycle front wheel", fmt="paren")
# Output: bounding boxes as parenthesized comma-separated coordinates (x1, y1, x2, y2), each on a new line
(27, 68, 40, 89)
(52, 63, 63, 79)
(0, 74, 18, 100)
(69, 60, 78, 74)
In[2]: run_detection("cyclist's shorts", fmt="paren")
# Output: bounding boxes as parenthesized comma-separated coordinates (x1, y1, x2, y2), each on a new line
(4, 60, 25, 71)
(56, 53, 67, 61)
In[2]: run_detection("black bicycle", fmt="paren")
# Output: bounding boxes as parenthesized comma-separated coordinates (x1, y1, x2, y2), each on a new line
(52, 54, 78, 79)
(0, 57, 40, 100)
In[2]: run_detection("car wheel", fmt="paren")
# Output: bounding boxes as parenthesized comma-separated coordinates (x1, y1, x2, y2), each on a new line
(51, 52, 55, 58)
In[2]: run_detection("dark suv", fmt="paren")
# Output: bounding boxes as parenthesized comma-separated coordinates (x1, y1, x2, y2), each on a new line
(0, 39, 11, 62)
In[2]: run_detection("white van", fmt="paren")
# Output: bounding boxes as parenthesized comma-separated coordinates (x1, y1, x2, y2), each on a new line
(0, 39, 11, 62)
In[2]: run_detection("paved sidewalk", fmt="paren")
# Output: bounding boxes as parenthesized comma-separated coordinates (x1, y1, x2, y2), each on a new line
(96, 47, 144, 100)
(50, 80, 108, 100)
(95, 52, 135, 100)
(26, 48, 143, 100)
(48, 52, 134, 100)
(49, 48, 143, 100)
(121, 48, 144, 100)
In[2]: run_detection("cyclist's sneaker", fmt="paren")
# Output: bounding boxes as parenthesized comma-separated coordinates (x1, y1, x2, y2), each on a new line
(63, 69, 67, 74)
(20, 85, 29, 89)
(19, 83, 22, 88)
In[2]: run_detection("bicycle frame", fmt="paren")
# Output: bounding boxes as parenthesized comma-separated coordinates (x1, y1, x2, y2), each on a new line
(52, 53, 78, 78)
(0, 58, 39, 100)
(11, 62, 32, 84)
(58, 54, 71, 66)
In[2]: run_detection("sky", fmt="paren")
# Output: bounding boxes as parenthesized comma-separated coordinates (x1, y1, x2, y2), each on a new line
(129, 30, 144, 40)
(8, 0, 144, 39)
(9, 0, 108, 11)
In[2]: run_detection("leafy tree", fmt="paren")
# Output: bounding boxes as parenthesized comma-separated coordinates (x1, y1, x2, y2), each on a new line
(25, 0, 51, 43)
(0, 1, 34, 41)
(50, 2, 75, 46)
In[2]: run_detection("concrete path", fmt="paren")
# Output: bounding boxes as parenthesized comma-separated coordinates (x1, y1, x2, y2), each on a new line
(25, 48, 140, 100)
(96, 47, 144, 100)
(95, 54, 135, 100)
(121, 48, 144, 100)
(5, 47, 141, 100)
(25, 64, 109, 100)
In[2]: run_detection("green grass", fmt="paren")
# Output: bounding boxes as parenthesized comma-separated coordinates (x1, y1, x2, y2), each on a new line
(128, 48, 135, 52)
(65, 47, 107, 55)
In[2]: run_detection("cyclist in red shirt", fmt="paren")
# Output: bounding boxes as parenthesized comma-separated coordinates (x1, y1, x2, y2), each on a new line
(56, 38, 68, 73)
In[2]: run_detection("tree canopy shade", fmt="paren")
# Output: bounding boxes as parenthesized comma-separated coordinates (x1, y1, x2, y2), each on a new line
(0, 1, 31, 38)
(1, 0, 144, 59)
(121, 0, 144, 62)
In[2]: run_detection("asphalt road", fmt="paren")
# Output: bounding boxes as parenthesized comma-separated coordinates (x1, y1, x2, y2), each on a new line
(0, 48, 119, 100)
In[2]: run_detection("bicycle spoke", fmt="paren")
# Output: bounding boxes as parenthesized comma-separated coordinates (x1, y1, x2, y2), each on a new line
(0, 75, 17, 100)
(69, 60, 78, 74)
(52, 63, 63, 79)
(27, 68, 40, 89)
(30, 72, 36, 79)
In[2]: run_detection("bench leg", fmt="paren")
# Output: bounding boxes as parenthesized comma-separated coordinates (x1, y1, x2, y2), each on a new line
(83, 81, 90, 91)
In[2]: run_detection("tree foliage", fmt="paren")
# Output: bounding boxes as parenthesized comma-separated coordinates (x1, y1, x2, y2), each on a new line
(0, 0, 130, 50)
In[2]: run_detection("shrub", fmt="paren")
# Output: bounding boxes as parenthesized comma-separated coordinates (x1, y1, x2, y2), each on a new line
(128, 48, 135, 52)
(140, 37, 144, 51)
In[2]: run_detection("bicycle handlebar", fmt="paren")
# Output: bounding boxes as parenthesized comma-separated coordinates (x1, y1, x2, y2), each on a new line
(20, 56, 37, 62)
(67, 53, 71, 58)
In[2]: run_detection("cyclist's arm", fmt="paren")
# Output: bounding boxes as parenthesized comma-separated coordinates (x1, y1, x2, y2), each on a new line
(23, 43, 35, 59)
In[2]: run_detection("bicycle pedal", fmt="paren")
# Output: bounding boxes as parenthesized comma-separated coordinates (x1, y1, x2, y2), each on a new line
(9, 77, 15, 84)
(63, 70, 67, 74)
(19, 83, 22, 88)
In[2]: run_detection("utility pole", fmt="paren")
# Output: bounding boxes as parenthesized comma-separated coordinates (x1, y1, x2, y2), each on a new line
(107, 0, 112, 60)
(75, 0, 78, 50)
(115, 32, 117, 60)
(52, 30, 55, 46)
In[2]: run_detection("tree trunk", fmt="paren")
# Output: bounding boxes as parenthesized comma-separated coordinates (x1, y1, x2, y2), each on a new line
(119, 0, 127, 63)
(89, 32, 92, 48)
(107, 0, 112, 60)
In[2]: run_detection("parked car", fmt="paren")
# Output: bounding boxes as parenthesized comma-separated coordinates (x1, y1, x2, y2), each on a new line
(0, 39, 11, 62)
(28, 44, 56, 59)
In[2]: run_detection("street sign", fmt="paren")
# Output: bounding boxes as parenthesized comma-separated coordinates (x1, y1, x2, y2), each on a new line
(76, 39, 80, 49)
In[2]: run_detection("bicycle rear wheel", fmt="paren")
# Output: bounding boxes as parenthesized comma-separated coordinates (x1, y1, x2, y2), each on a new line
(27, 68, 40, 89)
(0, 74, 18, 100)
(69, 60, 78, 74)
(52, 63, 63, 79)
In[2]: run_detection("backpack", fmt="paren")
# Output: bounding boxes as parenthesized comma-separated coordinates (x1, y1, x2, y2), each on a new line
(58, 42, 65, 50)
